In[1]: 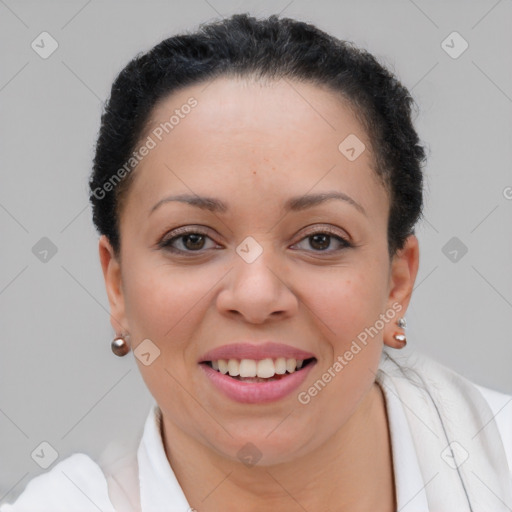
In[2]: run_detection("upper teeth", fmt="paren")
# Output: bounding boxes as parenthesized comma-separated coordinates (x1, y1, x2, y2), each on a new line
(211, 358, 305, 378)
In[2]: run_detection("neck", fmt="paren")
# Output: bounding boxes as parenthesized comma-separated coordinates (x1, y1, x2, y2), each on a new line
(160, 382, 395, 512)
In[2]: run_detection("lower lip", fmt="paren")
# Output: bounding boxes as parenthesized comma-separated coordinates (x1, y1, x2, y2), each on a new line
(199, 361, 316, 404)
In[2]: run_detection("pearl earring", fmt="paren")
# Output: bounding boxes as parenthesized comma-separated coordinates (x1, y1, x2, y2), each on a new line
(393, 317, 407, 347)
(111, 334, 130, 357)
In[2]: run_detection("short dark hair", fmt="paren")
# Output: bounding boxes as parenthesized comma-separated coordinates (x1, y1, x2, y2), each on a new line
(89, 13, 426, 259)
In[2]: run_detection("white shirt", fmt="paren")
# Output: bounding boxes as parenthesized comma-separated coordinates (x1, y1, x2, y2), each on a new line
(1, 379, 511, 511)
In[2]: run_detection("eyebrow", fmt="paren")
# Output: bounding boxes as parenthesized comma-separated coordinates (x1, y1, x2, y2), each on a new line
(149, 191, 366, 216)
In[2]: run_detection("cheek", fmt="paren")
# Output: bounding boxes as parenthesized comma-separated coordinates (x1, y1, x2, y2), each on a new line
(286, 276, 387, 453)
(296, 270, 386, 424)
(122, 257, 218, 351)
(121, 259, 211, 404)
(300, 264, 389, 346)
(297, 262, 388, 398)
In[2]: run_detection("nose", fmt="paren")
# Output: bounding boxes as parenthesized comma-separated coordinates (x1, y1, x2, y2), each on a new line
(216, 246, 299, 324)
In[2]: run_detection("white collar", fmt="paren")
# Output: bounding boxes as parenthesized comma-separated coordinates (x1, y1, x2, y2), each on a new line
(137, 404, 191, 511)
(379, 376, 430, 511)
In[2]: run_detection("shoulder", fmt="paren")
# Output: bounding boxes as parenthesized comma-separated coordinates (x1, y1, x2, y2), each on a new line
(381, 349, 512, 475)
(0, 452, 114, 512)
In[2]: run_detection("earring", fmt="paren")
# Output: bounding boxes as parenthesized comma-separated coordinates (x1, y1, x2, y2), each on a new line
(111, 334, 130, 357)
(392, 317, 407, 348)
(393, 333, 407, 346)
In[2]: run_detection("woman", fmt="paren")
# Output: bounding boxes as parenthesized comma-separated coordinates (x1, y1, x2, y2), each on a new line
(2, 13, 510, 512)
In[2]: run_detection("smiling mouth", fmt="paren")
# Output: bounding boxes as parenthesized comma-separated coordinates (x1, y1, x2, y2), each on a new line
(201, 357, 317, 382)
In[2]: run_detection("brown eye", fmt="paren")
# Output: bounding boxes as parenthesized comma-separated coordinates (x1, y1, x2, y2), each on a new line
(181, 233, 206, 250)
(309, 234, 331, 251)
(292, 229, 352, 253)
(159, 228, 218, 254)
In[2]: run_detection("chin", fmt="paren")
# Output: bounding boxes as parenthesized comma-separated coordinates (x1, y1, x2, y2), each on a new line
(203, 419, 318, 466)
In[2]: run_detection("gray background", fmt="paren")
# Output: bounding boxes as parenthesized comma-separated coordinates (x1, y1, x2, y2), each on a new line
(1, 0, 511, 502)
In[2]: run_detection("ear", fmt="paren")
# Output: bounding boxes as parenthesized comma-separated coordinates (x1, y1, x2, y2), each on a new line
(98, 235, 128, 335)
(384, 234, 419, 349)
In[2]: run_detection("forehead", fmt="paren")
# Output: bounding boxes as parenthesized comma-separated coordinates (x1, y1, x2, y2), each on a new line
(125, 76, 385, 218)
(144, 76, 369, 151)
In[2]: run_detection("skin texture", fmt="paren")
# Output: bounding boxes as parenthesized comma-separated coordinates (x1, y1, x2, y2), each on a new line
(99, 77, 419, 511)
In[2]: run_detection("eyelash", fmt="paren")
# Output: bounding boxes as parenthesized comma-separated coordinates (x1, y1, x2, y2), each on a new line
(157, 225, 353, 255)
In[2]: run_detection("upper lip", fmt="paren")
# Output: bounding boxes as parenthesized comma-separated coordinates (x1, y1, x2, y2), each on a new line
(198, 342, 316, 363)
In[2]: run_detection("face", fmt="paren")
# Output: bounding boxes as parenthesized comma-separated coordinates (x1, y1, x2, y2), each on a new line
(100, 77, 418, 466)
